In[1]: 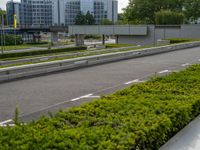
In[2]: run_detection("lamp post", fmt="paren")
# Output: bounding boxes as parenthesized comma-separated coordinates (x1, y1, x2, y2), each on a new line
(0, 14, 4, 54)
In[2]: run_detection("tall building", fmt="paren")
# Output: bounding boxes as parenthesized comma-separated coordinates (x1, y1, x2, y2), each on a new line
(6, 0, 118, 26)
(20, 0, 52, 27)
(65, 0, 118, 25)
(6, 1, 21, 26)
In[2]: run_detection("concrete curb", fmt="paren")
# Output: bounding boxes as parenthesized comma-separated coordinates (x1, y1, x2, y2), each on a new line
(0, 42, 200, 82)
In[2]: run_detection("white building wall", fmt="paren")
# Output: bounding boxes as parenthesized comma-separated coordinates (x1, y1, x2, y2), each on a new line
(52, 0, 59, 25)
(80, 0, 94, 14)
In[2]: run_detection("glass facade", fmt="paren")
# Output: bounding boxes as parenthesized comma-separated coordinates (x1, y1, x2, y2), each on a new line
(65, 0, 80, 25)
(65, 0, 118, 25)
(6, 0, 118, 26)
(6, 2, 21, 26)
(21, 0, 52, 26)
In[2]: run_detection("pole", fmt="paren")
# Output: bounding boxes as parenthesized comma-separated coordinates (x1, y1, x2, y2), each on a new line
(14, 14, 17, 45)
(15, 29, 17, 45)
(0, 15, 4, 54)
(2, 14, 5, 51)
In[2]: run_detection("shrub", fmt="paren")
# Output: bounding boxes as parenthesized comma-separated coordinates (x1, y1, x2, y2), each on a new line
(166, 38, 198, 44)
(155, 10, 185, 25)
(1, 65, 200, 149)
(0, 34, 23, 46)
(0, 46, 87, 59)
(26, 42, 49, 45)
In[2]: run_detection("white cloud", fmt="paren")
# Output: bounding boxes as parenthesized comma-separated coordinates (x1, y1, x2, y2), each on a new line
(0, 0, 128, 12)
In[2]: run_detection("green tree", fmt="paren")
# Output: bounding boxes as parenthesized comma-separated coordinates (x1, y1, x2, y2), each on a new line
(101, 18, 113, 25)
(85, 11, 95, 25)
(75, 12, 87, 25)
(115, 13, 128, 25)
(155, 10, 185, 25)
(124, 0, 184, 24)
(184, 0, 200, 23)
(0, 9, 7, 25)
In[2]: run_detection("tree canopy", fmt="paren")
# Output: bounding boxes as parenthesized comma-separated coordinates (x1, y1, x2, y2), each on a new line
(100, 18, 113, 25)
(123, 0, 200, 24)
(155, 10, 185, 25)
(0, 9, 7, 25)
(75, 11, 95, 25)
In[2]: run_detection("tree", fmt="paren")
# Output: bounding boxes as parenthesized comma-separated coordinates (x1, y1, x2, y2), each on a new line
(184, 0, 200, 23)
(85, 11, 95, 25)
(124, 0, 185, 24)
(101, 18, 113, 25)
(115, 13, 128, 25)
(155, 10, 185, 25)
(75, 11, 95, 25)
(0, 9, 7, 25)
(75, 12, 87, 25)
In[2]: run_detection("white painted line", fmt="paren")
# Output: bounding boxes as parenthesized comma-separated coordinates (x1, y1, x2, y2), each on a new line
(0, 119, 13, 126)
(89, 96, 100, 98)
(158, 70, 170, 74)
(198, 59, 200, 62)
(70, 93, 93, 102)
(70, 97, 82, 102)
(181, 63, 190, 67)
(125, 79, 145, 85)
(0, 124, 15, 127)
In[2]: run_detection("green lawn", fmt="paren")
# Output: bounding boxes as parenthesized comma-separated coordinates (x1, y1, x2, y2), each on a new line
(0, 45, 152, 68)
(1, 64, 200, 149)
(2, 42, 74, 51)
(104, 43, 135, 48)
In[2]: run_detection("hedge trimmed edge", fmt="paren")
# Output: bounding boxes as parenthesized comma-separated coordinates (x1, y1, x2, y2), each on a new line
(1, 65, 200, 149)
(0, 46, 87, 60)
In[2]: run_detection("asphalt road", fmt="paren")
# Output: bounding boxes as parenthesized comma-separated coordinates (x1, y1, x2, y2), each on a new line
(1, 46, 200, 124)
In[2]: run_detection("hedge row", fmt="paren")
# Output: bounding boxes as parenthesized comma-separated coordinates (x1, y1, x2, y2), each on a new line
(1, 65, 200, 149)
(0, 34, 23, 46)
(166, 38, 195, 44)
(0, 46, 87, 59)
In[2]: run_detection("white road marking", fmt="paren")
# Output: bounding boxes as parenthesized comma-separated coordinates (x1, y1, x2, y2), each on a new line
(0, 119, 13, 126)
(125, 79, 145, 85)
(158, 70, 170, 74)
(0, 124, 15, 127)
(70, 93, 94, 102)
(198, 59, 200, 62)
(181, 63, 190, 67)
(89, 96, 101, 98)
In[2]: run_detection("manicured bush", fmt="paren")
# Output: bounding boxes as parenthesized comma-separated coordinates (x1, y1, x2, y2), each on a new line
(166, 38, 198, 44)
(0, 34, 23, 46)
(26, 42, 49, 45)
(105, 44, 134, 48)
(1, 65, 200, 149)
(0, 46, 87, 59)
(155, 10, 185, 25)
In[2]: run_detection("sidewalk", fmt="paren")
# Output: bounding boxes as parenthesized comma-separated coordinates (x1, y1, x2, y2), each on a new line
(160, 115, 200, 150)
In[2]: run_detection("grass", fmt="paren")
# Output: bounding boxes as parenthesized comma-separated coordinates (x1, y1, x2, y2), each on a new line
(104, 43, 136, 48)
(0, 41, 198, 68)
(0, 45, 153, 68)
(2, 42, 74, 51)
(1, 65, 200, 149)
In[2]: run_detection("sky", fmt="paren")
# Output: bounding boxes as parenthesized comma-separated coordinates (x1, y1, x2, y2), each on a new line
(0, 0, 129, 13)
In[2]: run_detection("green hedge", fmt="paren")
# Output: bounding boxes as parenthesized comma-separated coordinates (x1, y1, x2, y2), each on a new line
(1, 65, 200, 149)
(155, 10, 185, 25)
(0, 34, 23, 46)
(0, 46, 87, 59)
(166, 38, 197, 44)
(26, 42, 49, 45)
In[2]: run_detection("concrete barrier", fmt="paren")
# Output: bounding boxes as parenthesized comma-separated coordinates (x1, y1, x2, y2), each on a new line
(0, 41, 200, 82)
